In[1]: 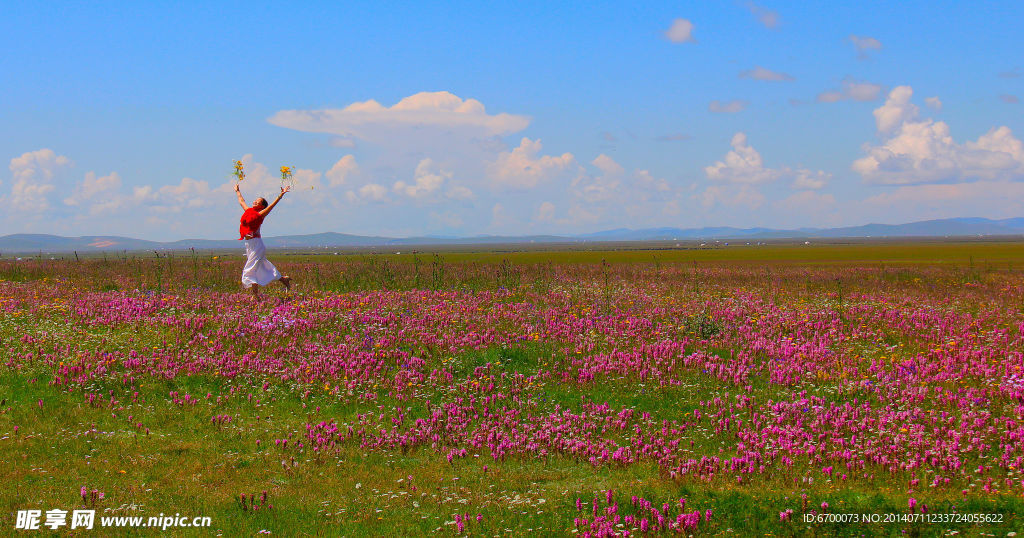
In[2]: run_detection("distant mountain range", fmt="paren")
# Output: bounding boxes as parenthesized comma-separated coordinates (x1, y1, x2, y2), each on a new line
(3, 217, 1024, 253)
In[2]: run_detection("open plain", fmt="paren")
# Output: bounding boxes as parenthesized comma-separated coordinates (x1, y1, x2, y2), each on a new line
(2, 241, 1024, 535)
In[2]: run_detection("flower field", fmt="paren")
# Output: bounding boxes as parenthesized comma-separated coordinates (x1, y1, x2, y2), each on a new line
(2, 245, 1023, 535)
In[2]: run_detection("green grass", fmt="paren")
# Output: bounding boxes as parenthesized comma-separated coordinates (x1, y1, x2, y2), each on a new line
(3, 247, 1024, 534)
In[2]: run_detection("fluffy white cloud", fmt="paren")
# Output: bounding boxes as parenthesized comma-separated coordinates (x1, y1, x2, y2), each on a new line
(393, 159, 450, 199)
(64, 171, 122, 213)
(853, 86, 1024, 184)
(346, 183, 389, 203)
(153, 177, 216, 212)
(326, 155, 359, 187)
(566, 156, 679, 226)
(572, 154, 624, 203)
(745, 2, 779, 28)
(535, 201, 556, 222)
(709, 100, 748, 113)
(706, 133, 831, 190)
(488, 138, 578, 189)
(872, 86, 918, 133)
(925, 96, 943, 110)
(633, 169, 671, 194)
(791, 168, 830, 190)
(704, 133, 774, 184)
(817, 77, 883, 103)
(292, 168, 324, 193)
(740, 66, 793, 81)
(268, 91, 529, 140)
(591, 154, 624, 177)
(8, 149, 73, 212)
(664, 18, 696, 43)
(446, 185, 475, 200)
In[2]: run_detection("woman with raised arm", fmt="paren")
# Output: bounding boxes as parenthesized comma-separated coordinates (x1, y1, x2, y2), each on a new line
(234, 184, 292, 301)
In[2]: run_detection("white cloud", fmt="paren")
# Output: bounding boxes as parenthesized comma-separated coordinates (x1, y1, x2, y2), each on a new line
(664, 18, 696, 43)
(446, 185, 475, 200)
(853, 86, 1024, 184)
(872, 85, 919, 133)
(633, 169, 672, 193)
(706, 133, 831, 190)
(535, 201, 556, 222)
(346, 183, 389, 203)
(925, 96, 942, 110)
(817, 77, 883, 103)
(292, 168, 324, 194)
(791, 168, 830, 190)
(709, 100, 748, 113)
(152, 177, 216, 212)
(359, 184, 388, 202)
(739, 66, 793, 81)
(849, 34, 882, 57)
(745, 2, 780, 28)
(567, 157, 679, 225)
(8, 149, 73, 212)
(573, 154, 624, 203)
(326, 155, 359, 187)
(591, 154, 624, 177)
(704, 133, 780, 184)
(393, 159, 450, 199)
(64, 171, 122, 213)
(268, 91, 530, 140)
(488, 137, 578, 189)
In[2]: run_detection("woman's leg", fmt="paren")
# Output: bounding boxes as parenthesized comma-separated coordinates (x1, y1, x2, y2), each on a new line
(250, 283, 261, 301)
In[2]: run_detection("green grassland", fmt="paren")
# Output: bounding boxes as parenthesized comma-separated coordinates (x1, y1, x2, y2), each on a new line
(2, 241, 1024, 535)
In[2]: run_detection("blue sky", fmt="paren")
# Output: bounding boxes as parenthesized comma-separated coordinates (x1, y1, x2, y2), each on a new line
(2, 1, 1022, 240)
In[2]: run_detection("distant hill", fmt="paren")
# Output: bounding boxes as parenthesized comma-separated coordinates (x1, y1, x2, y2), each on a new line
(2, 217, 1024, 253)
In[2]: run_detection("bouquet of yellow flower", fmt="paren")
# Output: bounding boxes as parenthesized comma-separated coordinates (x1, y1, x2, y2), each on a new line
(280, 165, 293, 185)
(280, 165, 311, 190)
(233, 160, 245, 182)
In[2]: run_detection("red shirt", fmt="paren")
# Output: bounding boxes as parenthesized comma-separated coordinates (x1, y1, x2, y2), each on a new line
(239, 208, 265, 240)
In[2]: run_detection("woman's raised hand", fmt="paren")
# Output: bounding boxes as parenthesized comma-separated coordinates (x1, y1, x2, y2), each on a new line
(281, 185, 292, 194)
(234, 184, 241, 193)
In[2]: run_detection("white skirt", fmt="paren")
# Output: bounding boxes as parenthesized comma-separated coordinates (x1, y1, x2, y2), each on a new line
(241, 237, 282, 288)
